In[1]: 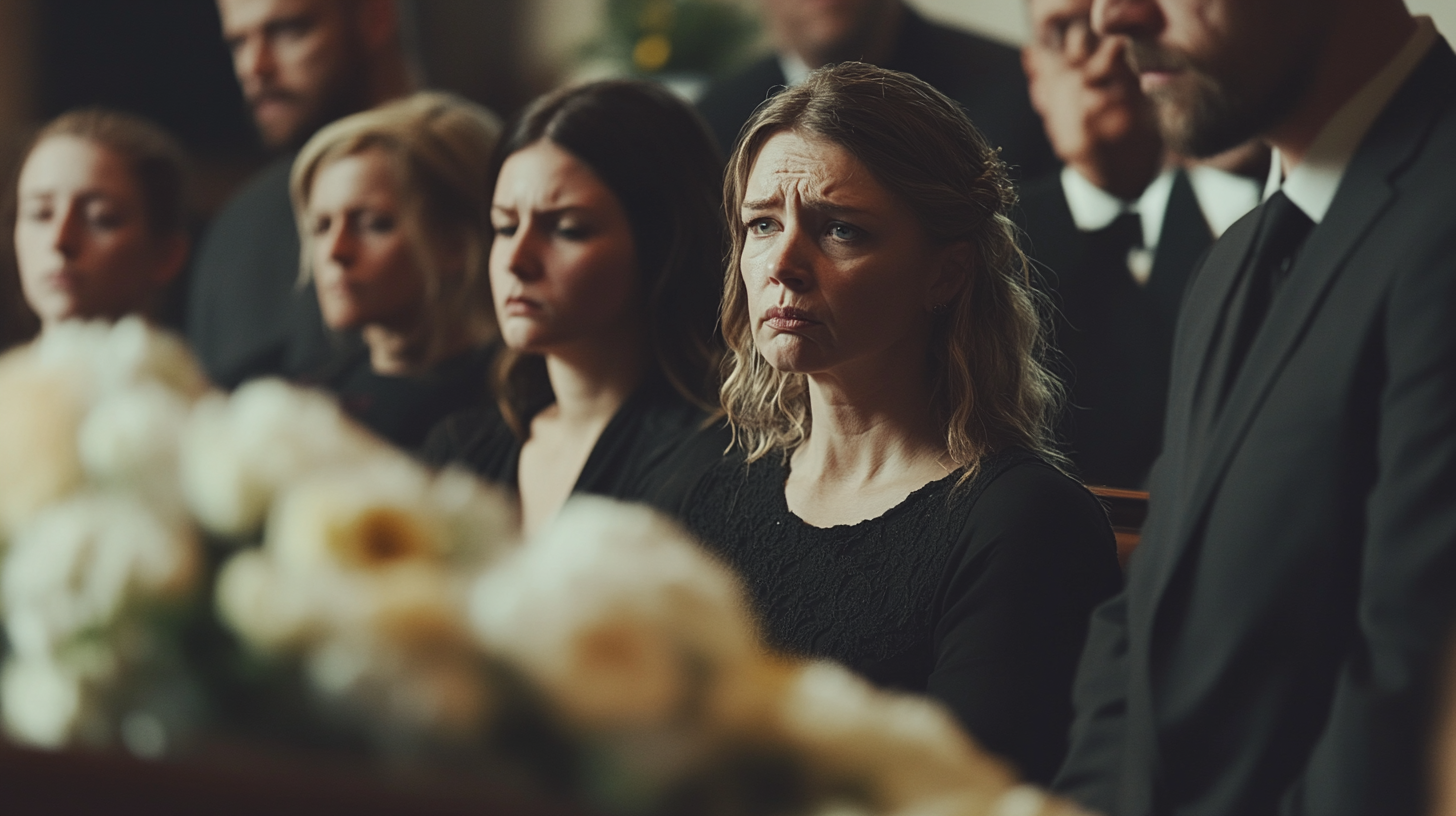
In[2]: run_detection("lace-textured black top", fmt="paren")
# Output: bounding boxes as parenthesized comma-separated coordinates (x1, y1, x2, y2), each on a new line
(680, 447, 1120, 784)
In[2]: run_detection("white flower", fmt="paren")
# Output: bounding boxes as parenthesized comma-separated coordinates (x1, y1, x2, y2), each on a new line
(777, 661, 1019, 814)
(77, 382, 193, 516)
(3, 492, 199, 658)
(179, 379, 391, 536)
(471, 496, 759, 729)
(2, 655, 86, 749)
(265, 460, 514, 575)
(0, 352, 88, 532)
(29, 317, 207, 401)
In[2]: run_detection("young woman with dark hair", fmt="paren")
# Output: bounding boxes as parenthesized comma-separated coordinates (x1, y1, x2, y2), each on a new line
(421, 80, 726, 535)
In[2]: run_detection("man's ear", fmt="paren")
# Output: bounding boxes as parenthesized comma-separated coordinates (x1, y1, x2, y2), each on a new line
(927, 241, 972, 310)
(356, 0, 400, 53)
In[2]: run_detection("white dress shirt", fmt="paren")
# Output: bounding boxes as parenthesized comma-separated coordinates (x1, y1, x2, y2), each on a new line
(1061, 164, 1262, 285)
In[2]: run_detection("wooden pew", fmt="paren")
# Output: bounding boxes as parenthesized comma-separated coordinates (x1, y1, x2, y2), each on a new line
(0, 739, 589, 816)
(1089, 486, 1149, 568)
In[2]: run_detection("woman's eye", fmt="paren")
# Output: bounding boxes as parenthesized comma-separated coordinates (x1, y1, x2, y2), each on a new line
(363, 214, 395, 234)
(828, 222, 862, 241)
(556, 223, 590, 240)
(312, 216, 331, 236)
(746, 218, 778, 236)
(493, 224, 517, 238)
(22, 206, 51, 222)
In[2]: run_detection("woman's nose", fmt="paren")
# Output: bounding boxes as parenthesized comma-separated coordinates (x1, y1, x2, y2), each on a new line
(323, 222, 354, 266)
(52, 206, 84, 258)
(764, 228, 813, 293)
(504, 227, 544, 282)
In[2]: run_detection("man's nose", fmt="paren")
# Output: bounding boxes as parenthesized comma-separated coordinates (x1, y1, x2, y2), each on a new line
(1093, 0, 1164, 39)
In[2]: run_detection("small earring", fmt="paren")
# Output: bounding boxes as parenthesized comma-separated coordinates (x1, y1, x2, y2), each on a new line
(930, 302, 949, 315)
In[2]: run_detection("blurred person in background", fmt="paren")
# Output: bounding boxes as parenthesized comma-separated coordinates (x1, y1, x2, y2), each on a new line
(12, 109, 189, 334)
(421, 81, 725, 537)
(697, 0, 1056, 180)
(290, 92, 501, 449)
(678, 63, 1120, 784)
(188, 0, 416, 389)
(1015, 0, 1263, 488)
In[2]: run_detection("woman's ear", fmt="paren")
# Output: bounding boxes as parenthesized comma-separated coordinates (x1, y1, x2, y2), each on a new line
(926, 240, 972, 311)
(152, 233, 190, 286)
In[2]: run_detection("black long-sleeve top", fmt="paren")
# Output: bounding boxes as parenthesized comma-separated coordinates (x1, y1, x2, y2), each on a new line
(678, 447, 1121, 784)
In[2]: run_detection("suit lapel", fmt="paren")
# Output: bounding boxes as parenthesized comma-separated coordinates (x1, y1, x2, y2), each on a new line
(1151, 42, 1455, 604)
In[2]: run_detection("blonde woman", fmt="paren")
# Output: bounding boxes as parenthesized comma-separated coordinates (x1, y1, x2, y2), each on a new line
(676, 63, 1121, 784)
(290, 91, 501, 448)
(12, 109, 189, 336)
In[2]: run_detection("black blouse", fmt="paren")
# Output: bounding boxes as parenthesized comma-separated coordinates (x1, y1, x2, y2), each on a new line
(419, 380, 728, 506)
(305, 344, 494, 450)
(680, 447, 1121, 784)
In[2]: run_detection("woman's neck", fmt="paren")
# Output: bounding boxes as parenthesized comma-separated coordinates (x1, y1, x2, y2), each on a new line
(787, 348, 951, 527)
(363, 323, 475, 377)
(540, 326, 647, 425)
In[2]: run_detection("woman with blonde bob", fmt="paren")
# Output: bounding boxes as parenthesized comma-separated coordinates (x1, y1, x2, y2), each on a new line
(290, 91, 501, 448)
(678, 63, 1120, 783)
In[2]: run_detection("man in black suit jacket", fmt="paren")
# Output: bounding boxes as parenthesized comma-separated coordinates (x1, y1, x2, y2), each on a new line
(188, 0, 414, 388)
(696, 0, 1055, 179)
(1055, 0, 1456, 811)
(1017, 0, 1264, 489)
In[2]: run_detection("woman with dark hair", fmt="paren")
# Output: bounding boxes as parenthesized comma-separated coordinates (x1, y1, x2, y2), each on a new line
(12, 108, 189, 336)
(677, 63, 1120, 784)
(421, 80, 724, 535)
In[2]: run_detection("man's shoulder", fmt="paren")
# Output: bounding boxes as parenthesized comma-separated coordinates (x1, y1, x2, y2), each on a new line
(696, 55, 789, 153)
(198, 154, 297, 250)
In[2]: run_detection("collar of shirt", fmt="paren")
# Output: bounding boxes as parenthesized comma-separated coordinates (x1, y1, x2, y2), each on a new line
(778, 53, 812, 87)
(1061, 165, 1173, 252)
(1187, 164, 1264, 238)
(1263, 16, 1438, 223)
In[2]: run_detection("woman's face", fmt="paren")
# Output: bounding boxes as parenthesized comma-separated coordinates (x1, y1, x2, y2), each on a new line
(738, 130, 961, 379)
(306, 148, 425, 332)
(15, 135, 180, 328)
(489, 140, 641, 355)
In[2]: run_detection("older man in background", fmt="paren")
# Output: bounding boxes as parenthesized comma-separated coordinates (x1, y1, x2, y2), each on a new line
(187, 0, 415, 388)
(1055, 0, 1456, 812)
(1016, 0, 1263, 488)
(696, 0, 1056, 180)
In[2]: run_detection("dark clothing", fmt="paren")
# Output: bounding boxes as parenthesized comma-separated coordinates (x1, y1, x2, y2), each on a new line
(186, 153, 332, 389)
(1018, 169, 1211, 487)
(1055, 40, 1456, 816)
(306, 344, 494, 451)
(695, 8, 1055, 181)
(679, 448, 1120, 784)
(419, 381, 726, 506)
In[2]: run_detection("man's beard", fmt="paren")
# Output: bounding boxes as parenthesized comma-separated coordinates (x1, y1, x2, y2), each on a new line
(1126, 38, 1316, 158)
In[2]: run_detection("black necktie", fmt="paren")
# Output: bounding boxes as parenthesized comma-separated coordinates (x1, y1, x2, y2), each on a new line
(1215, 190, 1315, 409)
(1089, 210, 1144, 281)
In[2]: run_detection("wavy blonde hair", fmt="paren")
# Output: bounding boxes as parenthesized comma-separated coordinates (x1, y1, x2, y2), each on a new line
(721, 63, 1064, 478)
(291, 91, 502, 367)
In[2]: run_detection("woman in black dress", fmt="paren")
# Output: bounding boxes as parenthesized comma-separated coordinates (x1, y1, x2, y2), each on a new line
(421, 81, 724, 535)
(679, 63, 1121, 784)
(291, 92, 502, 448)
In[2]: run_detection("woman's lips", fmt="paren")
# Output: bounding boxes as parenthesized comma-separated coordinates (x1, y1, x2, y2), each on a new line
(764, 306, 819, 332)
(503, 295, 543, 316)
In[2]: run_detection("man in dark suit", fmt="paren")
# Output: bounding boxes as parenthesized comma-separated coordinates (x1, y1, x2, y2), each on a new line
(187, 0, 415, 388)
(696, 0, 1055, 179)
(1055, 0, 1456, 811)
(1016, 0, 1262, 488)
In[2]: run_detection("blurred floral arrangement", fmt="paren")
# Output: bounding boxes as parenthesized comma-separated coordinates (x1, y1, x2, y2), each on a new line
(0, 318, 1091, 816)
(580, 0, 761, 88)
